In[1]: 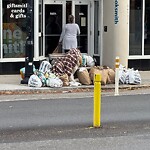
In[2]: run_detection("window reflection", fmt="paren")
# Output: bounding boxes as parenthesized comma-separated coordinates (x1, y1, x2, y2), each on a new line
(129, 0, 142, 55)
(94, 1, 99, 54)
(144, 0, 150, 55)
(44, 4, 62, 55)
(3, 0, 28, 58)
(75, 5, 88, 53)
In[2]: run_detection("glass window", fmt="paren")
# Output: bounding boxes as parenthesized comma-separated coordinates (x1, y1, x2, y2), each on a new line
(94, 1, 99, 54)
(3, 0, 28, 58)
(144, 0, 150, 55)
(129, 0, 143, 55)
(66, 1, 72, 24)
(75, 5, 88, 53)
(39, 2, 43, 56)
(44, 4, 62, 55)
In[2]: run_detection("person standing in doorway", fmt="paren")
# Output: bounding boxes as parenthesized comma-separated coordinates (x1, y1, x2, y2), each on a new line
(59, 15, 80, 53)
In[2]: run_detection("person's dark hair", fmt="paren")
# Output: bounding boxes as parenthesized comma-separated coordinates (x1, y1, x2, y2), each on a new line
(68, 15, 74, 23)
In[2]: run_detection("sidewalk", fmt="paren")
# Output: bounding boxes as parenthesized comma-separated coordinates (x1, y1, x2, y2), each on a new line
(0, 71, 150, 95)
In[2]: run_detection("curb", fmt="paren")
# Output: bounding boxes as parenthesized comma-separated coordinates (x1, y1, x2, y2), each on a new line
(0, 84, 150, 95)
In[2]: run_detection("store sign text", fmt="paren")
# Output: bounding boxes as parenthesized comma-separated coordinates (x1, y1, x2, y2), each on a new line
(114, 0, 119, 24)
(7, 3, 27, 19)
(3, 29, 26, 54)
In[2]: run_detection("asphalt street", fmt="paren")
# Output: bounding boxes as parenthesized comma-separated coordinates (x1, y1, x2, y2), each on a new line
(0, 90, 150, 149)
(0, 93, 150, 130)
(1, 134, 150, 150)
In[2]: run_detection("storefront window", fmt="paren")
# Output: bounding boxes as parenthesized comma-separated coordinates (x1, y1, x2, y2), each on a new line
(39, 2, 43, 56)
(129, 0, 142, 55)
(94, 1, 99, 54)
(3, 0, 28, 58)
(144, 0, 150, 55)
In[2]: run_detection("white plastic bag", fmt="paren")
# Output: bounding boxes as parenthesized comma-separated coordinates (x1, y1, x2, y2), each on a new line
(46, 77, 63, 88)
(39, 61, 52, 74)
(86, 56, 95, 67)
(128, 69, 141, 84)
(119, 70, 126, 84)
(28, 74, 42, 87)
(81, 54, 87, 67)
(69, 81, 81, 86)
(35, 70, 47, 86)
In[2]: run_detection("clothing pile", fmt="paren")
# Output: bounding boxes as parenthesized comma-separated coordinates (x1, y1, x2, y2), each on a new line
(51, 48, 81, 77)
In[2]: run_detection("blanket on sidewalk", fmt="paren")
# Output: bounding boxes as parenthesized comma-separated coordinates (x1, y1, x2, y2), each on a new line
(51, 48, 81, 77)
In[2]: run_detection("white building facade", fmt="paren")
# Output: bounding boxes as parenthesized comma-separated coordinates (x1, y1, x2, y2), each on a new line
(103, 0, 150, 70)
(0, 0, 149, 74)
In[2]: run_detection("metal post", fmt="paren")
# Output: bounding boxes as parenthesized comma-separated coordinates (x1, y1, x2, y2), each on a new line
(93, 74, 101, 128)
(21, 0, 34, 84)
(115, 56, 120, 96)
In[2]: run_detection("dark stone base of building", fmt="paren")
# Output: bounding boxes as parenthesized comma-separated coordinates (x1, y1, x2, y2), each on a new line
(0, 61, 40, 75)
(128, 59, 150, 71)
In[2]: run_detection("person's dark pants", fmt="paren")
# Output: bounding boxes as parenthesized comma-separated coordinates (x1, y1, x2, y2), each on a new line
(64, 49, 70, 53)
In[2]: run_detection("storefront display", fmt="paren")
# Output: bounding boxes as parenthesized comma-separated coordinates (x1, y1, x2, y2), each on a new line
(0, 0, 101, 74)
(3, 0, 28, 58)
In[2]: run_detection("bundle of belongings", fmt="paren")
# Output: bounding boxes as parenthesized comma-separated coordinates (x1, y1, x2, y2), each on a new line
(28, 60, 63, 88)
(80, 54, 95, 67)
(23, 48, 141, 88)
(51, 48, 82, 83)
(118, 64, 141, 85)
(27, 48, 83, 87)
(25, 48, 117, 87)
(88, 66, 115, 85)
(76, 66, 114, 85)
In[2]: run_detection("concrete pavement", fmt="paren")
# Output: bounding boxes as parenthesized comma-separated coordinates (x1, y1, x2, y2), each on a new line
(0, 71, 150, 95)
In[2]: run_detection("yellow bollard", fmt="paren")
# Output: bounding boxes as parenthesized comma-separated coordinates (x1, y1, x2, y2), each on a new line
(93, 74, 101, 128)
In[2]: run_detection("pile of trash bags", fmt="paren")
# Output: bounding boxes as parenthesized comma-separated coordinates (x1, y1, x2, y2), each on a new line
(28, 61, 63, 88)
(20, 49, 141, 88)
(119, 65, 141, 85)
(26, 64, 116, 88)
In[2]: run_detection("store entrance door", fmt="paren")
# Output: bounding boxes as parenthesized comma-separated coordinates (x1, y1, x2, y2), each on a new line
(74, 1, 90, 53)
(43, 0, 64, 56)
(43, 0, 92, 55)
